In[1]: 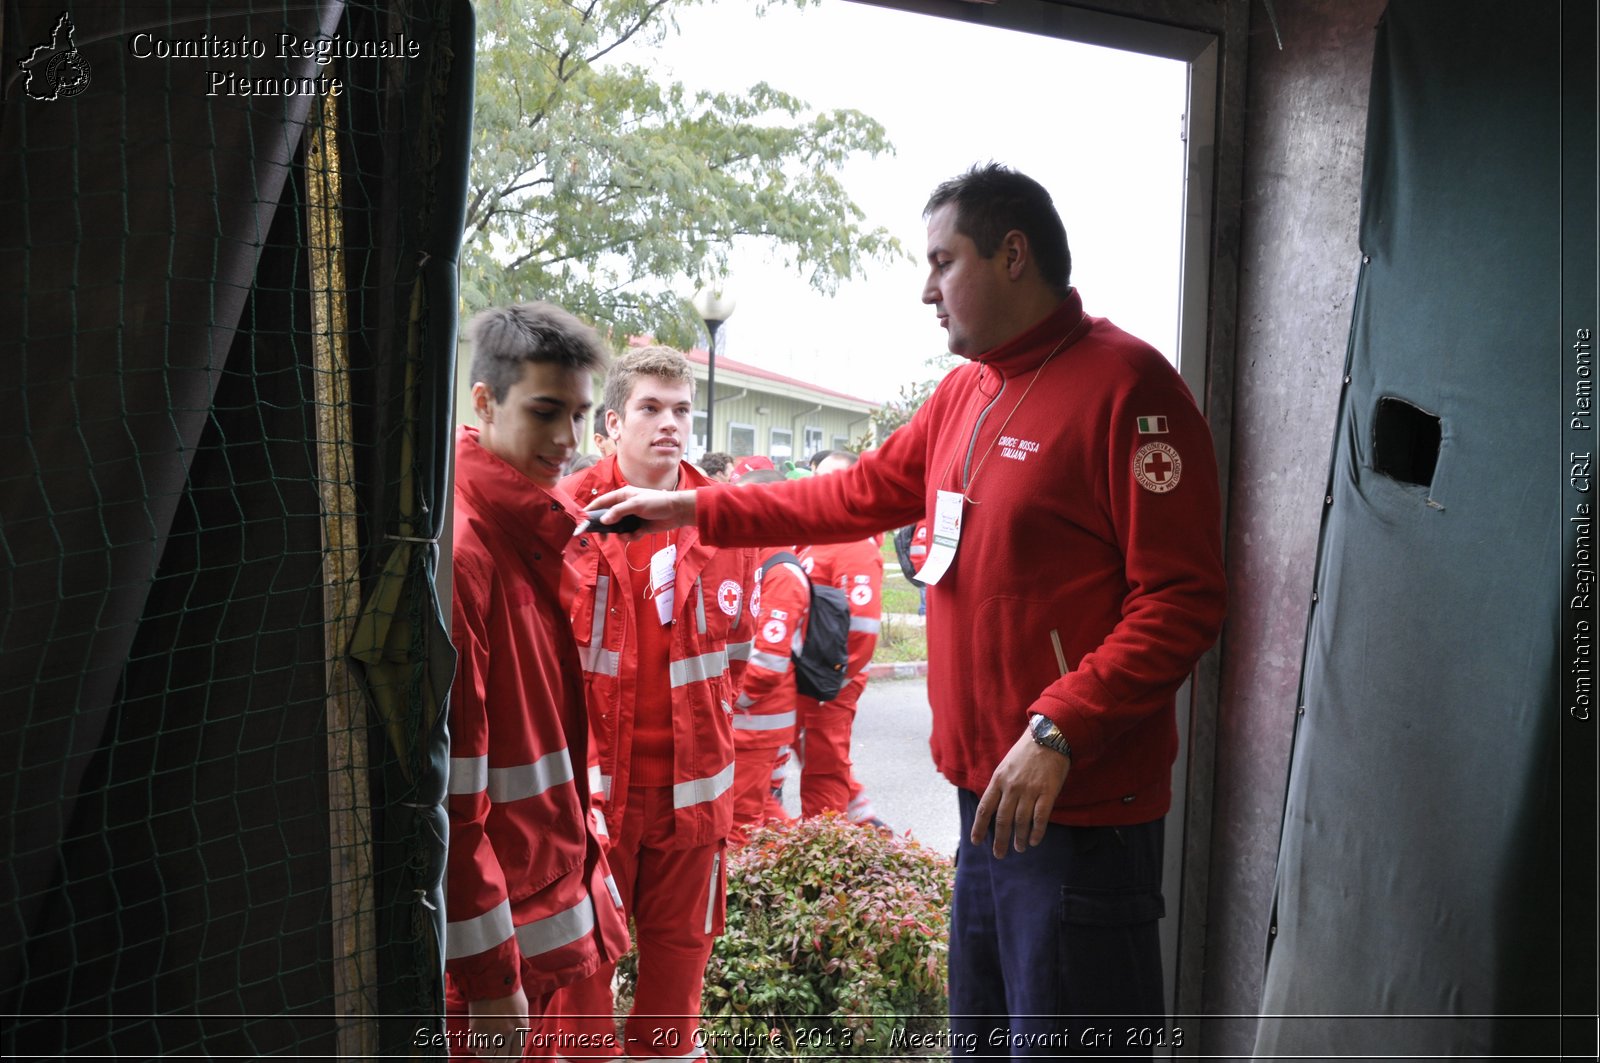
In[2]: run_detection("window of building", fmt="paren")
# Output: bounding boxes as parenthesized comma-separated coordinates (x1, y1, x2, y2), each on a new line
(727, 423, 755, 457)
(803, 425, 825, 460)
(769, 427, 793, 463)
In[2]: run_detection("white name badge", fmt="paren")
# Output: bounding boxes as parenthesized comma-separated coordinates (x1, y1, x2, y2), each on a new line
(915, 489, 964, 586)
(650, 543, 677, 625)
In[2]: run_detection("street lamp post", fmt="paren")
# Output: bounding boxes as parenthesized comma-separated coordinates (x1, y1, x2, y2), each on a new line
(691, 287, 736, 458)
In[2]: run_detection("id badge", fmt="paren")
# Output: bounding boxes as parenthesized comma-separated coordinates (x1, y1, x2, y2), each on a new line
(650, 543, 677, 625)
(915, 489, 963, 586)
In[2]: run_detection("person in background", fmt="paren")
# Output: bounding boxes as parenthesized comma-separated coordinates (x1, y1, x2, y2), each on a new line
(446, 302, 628, 1058)
(568, 451, 600, 475)
(725, 466, 807, 845)
(794, 449, 887, 827)
(592, 404, 617, 458)
(547, 345, 757, 1061)
(699, 451, 733, 482)
(580, 163, 1226, 1057)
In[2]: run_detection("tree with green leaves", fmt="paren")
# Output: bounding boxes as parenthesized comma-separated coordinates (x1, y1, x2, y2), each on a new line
(465, 0, 904, 347)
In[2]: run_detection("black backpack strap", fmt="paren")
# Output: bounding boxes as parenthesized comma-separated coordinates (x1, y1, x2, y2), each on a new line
(757, 550, 804, 579)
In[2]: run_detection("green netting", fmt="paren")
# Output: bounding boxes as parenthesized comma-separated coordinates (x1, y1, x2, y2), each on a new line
(1, 2, 472, 1056)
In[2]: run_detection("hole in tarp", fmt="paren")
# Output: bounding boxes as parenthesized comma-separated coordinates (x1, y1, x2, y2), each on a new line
(1372, 396, 1441, 488)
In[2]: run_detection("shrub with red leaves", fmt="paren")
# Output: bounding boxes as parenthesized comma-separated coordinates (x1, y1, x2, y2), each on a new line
(621, 812, 953, 1058)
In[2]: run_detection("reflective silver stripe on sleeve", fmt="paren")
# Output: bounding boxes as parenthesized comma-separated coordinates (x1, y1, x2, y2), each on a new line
(603, 874, 624, 910)
(448, 755, 488, 795)
(673, 761, 735, 809)
(514, 895, 596, 958)
(748, 650, 791, 674)
(849, 616, 881, 634)
(591, 807, 608, 838)
(598, 773, 613, 801)
(446, 898, 514, 959)
(725, 639, 753, 663)
(580, 576, 620, 676)
(487, 748, 575, 803)
(732, 710, 797, 731)
(669, 649, 728, 688)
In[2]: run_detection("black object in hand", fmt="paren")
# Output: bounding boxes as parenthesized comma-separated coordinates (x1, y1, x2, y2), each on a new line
(584, 508, 645, 535)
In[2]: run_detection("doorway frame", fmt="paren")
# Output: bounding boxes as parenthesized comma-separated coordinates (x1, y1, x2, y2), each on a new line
(846, 0, 1247, 1028)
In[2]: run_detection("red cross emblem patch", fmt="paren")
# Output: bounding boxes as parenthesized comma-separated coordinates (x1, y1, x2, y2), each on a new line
(1133, 442, 1183, 493)
(717, 579, 742, 617)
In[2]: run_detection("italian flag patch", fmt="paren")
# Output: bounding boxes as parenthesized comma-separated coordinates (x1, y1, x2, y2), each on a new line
(1137, 415, 1169, 434)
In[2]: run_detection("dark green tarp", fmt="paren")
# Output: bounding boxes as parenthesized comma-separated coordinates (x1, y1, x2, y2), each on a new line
(1, 1, 470, 1054)
(1257, 1, 1594, 1056)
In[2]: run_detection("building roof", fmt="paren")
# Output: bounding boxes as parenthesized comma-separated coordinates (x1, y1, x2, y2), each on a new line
(682, 346, 878, 408)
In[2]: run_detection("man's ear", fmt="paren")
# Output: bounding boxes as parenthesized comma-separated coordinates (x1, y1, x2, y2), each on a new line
(1001, 230, 1030, 280)
(471, 381, 494, 424)
(606, 407, 621, 437)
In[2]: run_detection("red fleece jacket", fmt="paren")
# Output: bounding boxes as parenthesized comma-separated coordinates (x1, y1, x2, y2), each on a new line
(697, 292, 1226, 825)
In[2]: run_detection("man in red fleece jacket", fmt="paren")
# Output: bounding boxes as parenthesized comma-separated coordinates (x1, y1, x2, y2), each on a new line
(447, 303, 628, 1058)
(585, 164, 1225, 1055)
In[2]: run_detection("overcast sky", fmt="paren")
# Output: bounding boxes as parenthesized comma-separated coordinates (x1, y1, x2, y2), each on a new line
(613, 0, 1188, 404)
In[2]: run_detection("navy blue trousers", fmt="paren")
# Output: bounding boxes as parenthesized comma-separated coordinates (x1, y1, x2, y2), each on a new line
(949, 789, 1167, 1060)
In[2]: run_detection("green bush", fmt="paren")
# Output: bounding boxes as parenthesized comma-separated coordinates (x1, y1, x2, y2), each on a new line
(624, 814, 954, 1058)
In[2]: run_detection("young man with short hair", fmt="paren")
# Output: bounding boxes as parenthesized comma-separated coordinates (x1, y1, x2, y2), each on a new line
(447, 302, 628, 1058)
(584, 164, 1227, 1056)
(549, 346, 757, 1061)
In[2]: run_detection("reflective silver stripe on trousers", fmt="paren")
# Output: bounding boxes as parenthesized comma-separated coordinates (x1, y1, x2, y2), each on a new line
(447, 755, 488, 795)
(580, 576, 620, 676)
(704, 851, 721, 935)
(747, 650, 790, 674)
(446, 898, 513, 959)
(725, 639, 753, 662)
(849, 615, 881, 634)
(673, 761, 734, 809)
(487, 748, 574, 803)
(669, 649, 728, 688)
(591, 807, 608, 838)
(732, 710, 797, 731)
(514, 894, 596, 957)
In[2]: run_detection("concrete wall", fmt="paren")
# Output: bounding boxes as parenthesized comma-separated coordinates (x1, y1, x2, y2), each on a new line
(1200, 0, 1387, 1053)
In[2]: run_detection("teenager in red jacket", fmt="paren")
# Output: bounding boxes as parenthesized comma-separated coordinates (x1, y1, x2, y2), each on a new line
(447, 303, 629, 1058)
(546, 346, 756, 1061)
(725, 468, 809, 845)
(794, 450, 886, 823)
(585, 164, 1227, 1057)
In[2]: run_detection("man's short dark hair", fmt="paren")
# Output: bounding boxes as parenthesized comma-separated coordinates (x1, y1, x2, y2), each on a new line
(701, 452, 733, 476)
(924, 163, 1071, 294)
(807, 450, 834, 469)
(468, 301, 608, 403)
(593, 405, 611, 435)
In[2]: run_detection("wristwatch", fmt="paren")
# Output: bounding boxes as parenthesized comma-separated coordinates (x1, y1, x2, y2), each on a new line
(1028, 713, 1073, 759)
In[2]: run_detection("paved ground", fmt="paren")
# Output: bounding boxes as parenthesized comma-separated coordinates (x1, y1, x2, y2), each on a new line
(780, 674, 960, 857)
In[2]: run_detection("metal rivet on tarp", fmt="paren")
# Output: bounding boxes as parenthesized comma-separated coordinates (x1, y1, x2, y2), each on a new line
(1297, 706, 1306, 716)
(1311, 591, 1319, 602)
(1325, 495, 1333, 505)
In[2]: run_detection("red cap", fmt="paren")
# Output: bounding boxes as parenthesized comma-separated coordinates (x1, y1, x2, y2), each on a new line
(728, 455, 775, 484)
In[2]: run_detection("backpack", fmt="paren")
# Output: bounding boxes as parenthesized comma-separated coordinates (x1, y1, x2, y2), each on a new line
(757, 550, 851, 702)
(892, 524, 925, 587)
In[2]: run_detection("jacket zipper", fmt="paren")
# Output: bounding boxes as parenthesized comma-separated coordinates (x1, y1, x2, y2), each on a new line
(962, 368, 1007, 488)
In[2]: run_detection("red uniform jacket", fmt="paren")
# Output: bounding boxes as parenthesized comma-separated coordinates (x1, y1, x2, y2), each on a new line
(799, 535, 884, 680)
(696, 291, 1227, 826)
(733, 552, 811, 747)
(447, 427, 628, 1002)
(561, 456, 758, 848)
